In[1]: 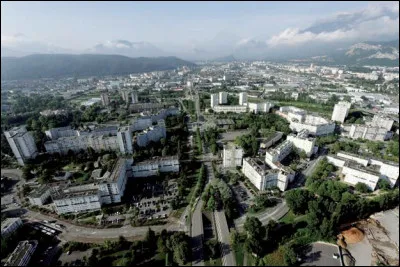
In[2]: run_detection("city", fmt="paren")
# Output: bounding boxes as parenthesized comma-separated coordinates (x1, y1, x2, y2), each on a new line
(1, 1, 399, 267)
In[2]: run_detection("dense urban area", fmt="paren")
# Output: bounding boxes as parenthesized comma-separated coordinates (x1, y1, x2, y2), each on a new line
(1, 59, 399, 267)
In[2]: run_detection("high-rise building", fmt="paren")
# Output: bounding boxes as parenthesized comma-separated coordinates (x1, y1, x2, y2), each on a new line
(131, 91, 139, 104)
(210, 93, 219, 108)
(100, 93, 110, 106)
(331, 101, 351, 123)
(219, 92, 228, 104)
(121, 90, 130, 102)
(5, 240, 38, 266)
(223, 143, 243, 168)
(239, 92, 247, 106)
(117, 126, 133, 154)
(4, 126, 38, 166)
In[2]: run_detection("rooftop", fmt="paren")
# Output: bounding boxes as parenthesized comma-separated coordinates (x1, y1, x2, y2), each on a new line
(5, 240, 38, 266)
(51, 188, 99, 200)
(28, 185, 49, 198)
(1, 217, 21, 232)
(133, 156, 179, 166)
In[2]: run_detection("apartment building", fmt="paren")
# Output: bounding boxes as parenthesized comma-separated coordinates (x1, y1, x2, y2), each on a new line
(132, 156, 179, 177)
(347, 124, 391, 141)
(239, 92, 247, 106)
(242, 158, 292, 191)
(248, 102, 273, 114)
(1, 217, 23, 238)
(265, 140, 293, 164)
(27, 185, 51, 206)
(5, 240, 38, 266)
(331, 101, 351, 123)
(327, 151, 399, 190)
(117, 126, 133, 154)
(286, 129, 316, 157)
(210, 93, 219, 108)
(223, 143, 244, 168)
(213, 105, 247, 113)
(52, 187, 102, 215)
(4, 126, 38, 166)
(98, 158, 132, 204)
(219, 92, 228, 104)
(135, 120, 166, 147)
(131, 91, 139, 104)
(100, 93, 110, 106)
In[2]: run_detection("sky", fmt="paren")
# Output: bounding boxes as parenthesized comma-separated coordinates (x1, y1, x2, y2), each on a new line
(1, 1, 398, 55)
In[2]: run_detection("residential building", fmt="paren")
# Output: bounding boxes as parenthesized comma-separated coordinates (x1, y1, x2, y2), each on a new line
(52, 187, 102, 215)
(219, 92, 228, 104)
(135, 120, 166, 147)
(369, 115, 394, 131)
(239, 92, 247, 106)
(132, 156, 179, 177)
(242, 158, 292, 191)
(327, 151, 399, 190)
(265, 140, 293, 164)
(121, 90, 130, 102)
(331, 101, 351, 123)
(286, 129, 316, 157)
(45, 126, 78, 140)
(100, 93, 110, 106)
(248, 102, 273, 114)
(131, 91, 139, 104)
(1, 217, 23, 238)
(27, 185, 51, 206)
(210, 93, 219, 108)
(223, 143, 243, 168)
(5, 240, 38, 266)
(117, 126, 133, 154)
(98, 158, 132, 204)
(347, 124, 391, 141)
(213, 105, 247, 113)
(4, 126, 38, 166)
(259, 132, 283, 149)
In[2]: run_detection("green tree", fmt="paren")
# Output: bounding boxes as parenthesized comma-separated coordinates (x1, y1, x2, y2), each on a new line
(355, 182, 371, 193)
(243, 216, 265, 240)
(285, 189, 315, 215)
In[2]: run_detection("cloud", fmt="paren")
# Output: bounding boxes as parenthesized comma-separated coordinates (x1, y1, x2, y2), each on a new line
(267, 1, 399, 47)
(1, 33, 29, 46)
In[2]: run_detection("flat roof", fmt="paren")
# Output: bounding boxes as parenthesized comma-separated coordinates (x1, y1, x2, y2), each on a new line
(28, 185, 49, 198)
(5, 240, 38, 266)
(1, 217, 21, 231)
(133, 156, 178, 166)
(52, 188, 99, 200)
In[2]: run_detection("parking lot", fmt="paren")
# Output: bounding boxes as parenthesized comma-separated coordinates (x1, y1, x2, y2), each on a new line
(301, 242, 341, 266)
(132, 180, 178, 221)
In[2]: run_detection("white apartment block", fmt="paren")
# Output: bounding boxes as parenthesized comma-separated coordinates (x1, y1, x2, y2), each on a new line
(135, 120, 166, 147)
(132, 156, 179, 177)
(265, 140, 293, 164)
(327, 151, 399, 190)
(278, 106, 335, 136)
(52, 188, 102, 215)
(369, 115, 394, 131)
(223, 143, 243, 168)
(260, 132, 283, 149)
(248, 102, 273, 114)
(213, 105, 247, 113)
(117, 126, 133, 154)
(4, 126, 38, 166)
(45, 126, 79, 140)
(101, 93, 110, 106)
(5, 240, 38, 267)
(219, 92, 228, 104)
(131, 91, 139, 104)
(121, 90, 130, 102)
(28, 185, 51, 206)
(331, 101, 351, 123)
(242, 158, 292, 191)
(348, 124, 391, 141)
(210, 93, 219, 108)
(1, 217, 23, 238)
(286, 129, 316, 157)
(98, 158, 132, 204)
(239, 92, 247, 106)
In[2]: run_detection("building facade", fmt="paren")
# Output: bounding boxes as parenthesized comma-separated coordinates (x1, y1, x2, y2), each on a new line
(210, 93, 219, 108)
(1, 217, 23, 238)
(219, 92, 228, 104)
(132, 156, 179, 177)
(213, 105, 247, 113)
(28, 185, 51, 206)
(239, 92, 247, 106)
(331, 101, 351, 123)
(286, 129, 316, 157)
(5, 240, 38, 266)
(4, 126, 38, 166)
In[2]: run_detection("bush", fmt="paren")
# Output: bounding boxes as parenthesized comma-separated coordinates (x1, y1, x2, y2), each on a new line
(355, 182, 371, 193)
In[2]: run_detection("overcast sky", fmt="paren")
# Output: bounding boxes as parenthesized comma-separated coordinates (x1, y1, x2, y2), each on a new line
(1, 1, 398, 51)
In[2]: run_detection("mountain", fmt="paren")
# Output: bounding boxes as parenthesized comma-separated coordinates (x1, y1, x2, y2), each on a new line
(87, 40, 167, 58)
(1, 54, 196, 80)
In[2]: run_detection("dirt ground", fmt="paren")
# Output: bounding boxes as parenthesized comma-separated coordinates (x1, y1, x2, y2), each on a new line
(341, 227, 365, 244)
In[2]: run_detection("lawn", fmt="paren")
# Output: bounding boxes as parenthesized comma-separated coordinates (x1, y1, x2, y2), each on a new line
(279, 210, 308, 224)
(261, 246, 286, 266)
(234, 249, 244, 266)
(205, 258, 222, 266)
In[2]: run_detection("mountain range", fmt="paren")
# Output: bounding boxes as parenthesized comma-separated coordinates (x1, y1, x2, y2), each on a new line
(1, 54, 196, 80)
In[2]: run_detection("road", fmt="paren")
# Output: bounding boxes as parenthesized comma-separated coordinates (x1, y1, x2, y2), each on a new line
(23, 209, 184, 243)
(191, 199, 205, 266)
(234, 199, 289, 230)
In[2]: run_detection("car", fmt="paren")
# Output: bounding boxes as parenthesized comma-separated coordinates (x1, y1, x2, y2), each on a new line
(332, 253, 339, 259)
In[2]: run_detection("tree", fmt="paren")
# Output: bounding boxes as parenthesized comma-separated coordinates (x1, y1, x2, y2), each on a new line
(377, 179, 391, 190)
(243, 216, 265, 240)
(355, 182, 371, 193)
(283, 244, 298, 266)
(207, 196, 216, 211)
(285, 189, 315, 215)
(230, 230, 240, 250)
(145, 227, 156, 248)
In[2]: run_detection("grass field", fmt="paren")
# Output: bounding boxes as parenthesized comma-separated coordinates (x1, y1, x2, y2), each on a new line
(261, 246, 286, 266)
(279, 210, 308, 224)
(234, 249, 244, 266)
(205, 258, 222, 266)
